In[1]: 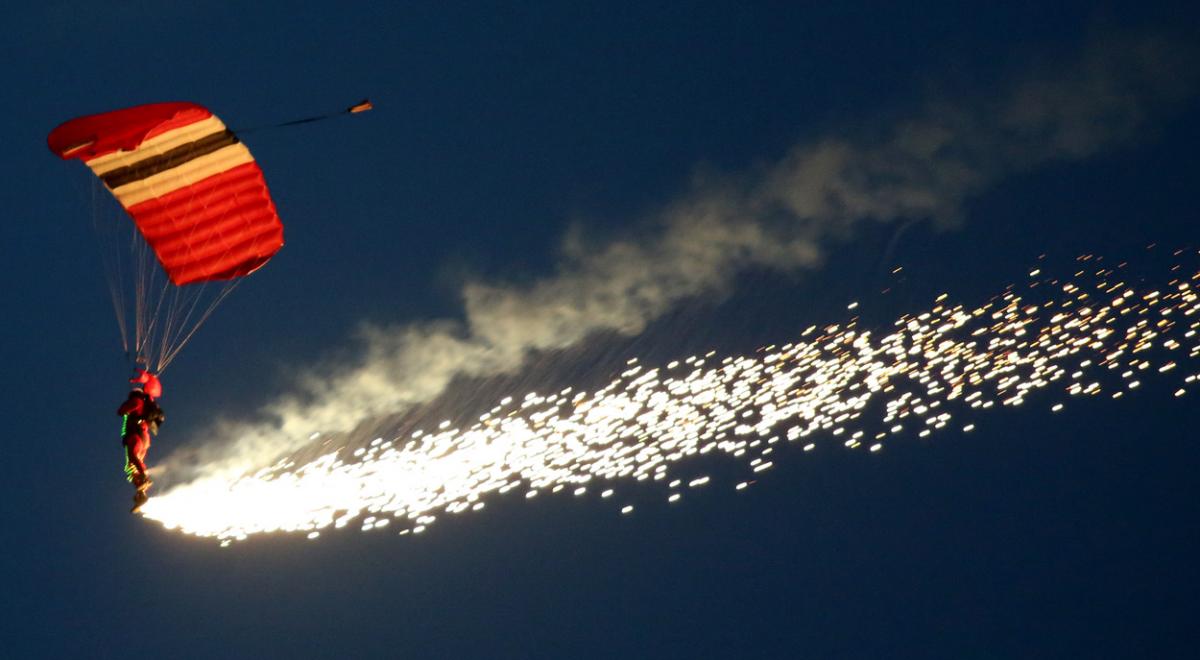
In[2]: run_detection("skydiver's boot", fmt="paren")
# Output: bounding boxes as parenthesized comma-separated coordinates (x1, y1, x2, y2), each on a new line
(131, 489, 149, 514)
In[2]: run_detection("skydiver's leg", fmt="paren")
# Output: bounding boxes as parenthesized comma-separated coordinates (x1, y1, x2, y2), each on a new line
(134, 430, 152, 490)
(124, 434, 148, 485)
(135, 431, 149, 464)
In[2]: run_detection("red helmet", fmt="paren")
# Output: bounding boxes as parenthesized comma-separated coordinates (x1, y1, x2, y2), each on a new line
(130, 369, 163, 399)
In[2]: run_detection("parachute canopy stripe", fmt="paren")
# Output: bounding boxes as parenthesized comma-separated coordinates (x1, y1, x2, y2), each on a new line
(85, 114, 227, 173)
(47, 102, 283, 286)
(100, 129, 239, 189)
(107, 141, 257, 209)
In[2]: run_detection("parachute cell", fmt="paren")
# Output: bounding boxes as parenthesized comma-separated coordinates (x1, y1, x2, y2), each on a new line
(48, 102, 283, 285)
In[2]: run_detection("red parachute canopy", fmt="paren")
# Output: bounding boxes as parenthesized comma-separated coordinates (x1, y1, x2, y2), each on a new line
(48, 102, 283, 285)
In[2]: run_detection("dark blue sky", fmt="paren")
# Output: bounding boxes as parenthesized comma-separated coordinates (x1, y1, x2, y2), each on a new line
(5, 2, 1200, 658)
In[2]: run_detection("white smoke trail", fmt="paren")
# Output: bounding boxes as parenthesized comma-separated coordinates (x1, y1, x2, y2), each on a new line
(161, 31, 1196, 485)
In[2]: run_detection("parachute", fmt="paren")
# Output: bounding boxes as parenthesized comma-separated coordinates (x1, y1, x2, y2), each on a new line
(48, 102, 284, 371)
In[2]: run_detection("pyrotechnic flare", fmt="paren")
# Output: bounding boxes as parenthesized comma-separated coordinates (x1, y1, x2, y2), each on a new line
(142, 251, 1200, 544)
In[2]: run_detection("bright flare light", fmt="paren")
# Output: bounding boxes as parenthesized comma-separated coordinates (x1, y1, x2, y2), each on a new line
(143, 250, 1200, 544)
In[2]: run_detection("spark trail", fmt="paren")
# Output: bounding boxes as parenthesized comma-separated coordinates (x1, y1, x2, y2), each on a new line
(144, 250, 1200, 544)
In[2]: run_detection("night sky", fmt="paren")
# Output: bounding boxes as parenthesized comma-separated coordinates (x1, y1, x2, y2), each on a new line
(5, 2, 1200, 658)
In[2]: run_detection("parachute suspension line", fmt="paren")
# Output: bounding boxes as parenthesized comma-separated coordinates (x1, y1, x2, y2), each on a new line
(90, 180, 130, 356)
(235, 98, 372, 134)
(132, 227, 146, 359)
(132, 278, 161, 365)
(147, 277, 179, 370)
(157, 279, 241, 373)
(132, 274, 188, 372)
(132, 231, 162, 366)
(152, 282, 181, 371)
(155, 279, 200, 372)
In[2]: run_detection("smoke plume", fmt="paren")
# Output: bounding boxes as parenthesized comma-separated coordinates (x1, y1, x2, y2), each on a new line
(162, 31, 1197, 484)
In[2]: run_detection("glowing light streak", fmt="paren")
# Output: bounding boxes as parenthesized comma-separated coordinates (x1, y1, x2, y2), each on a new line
(142, 253, 1200, 543)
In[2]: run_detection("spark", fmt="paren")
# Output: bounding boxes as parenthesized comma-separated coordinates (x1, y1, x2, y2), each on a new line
(143, 253, 1200, 542)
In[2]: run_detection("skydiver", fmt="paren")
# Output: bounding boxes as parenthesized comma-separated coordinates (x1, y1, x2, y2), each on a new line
(118, 369, 165, 513)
